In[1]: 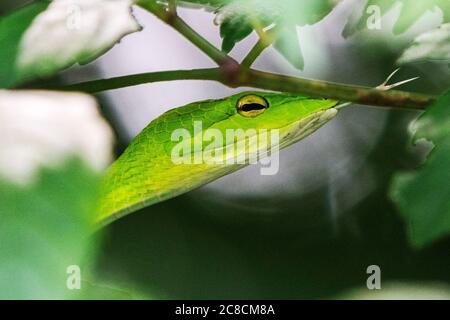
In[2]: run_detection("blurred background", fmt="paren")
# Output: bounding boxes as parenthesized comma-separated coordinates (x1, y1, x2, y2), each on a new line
(2, 0, 450, 299)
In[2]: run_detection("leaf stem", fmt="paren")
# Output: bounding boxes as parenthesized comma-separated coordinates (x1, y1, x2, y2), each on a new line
(62, 68, 222, 93)
(136, 0, 236, 67)
(241, 29, 276, 68)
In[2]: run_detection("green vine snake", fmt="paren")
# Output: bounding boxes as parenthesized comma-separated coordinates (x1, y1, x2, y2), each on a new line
(97, 91, 340, 227)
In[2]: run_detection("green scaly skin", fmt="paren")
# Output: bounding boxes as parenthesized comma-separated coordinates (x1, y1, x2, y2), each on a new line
(97, 91, 338, 227)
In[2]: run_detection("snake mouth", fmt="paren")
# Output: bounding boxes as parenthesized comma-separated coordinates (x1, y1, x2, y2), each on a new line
(185, 108, 338, 165)
(277, 108, 338, 149)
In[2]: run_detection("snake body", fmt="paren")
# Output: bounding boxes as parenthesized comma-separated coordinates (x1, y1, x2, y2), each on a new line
(98, 92, 338, 226)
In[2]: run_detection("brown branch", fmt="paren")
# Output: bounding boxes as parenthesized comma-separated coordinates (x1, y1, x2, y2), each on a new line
(59, 68, 435, 109)
(240, 69, 434, 109)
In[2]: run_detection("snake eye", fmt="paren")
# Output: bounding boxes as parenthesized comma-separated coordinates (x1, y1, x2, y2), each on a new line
(236, 94, 269, 118)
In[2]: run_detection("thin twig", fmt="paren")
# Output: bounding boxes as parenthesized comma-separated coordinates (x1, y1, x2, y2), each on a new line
(168, 0, 177, 15)
(242, 69, 434, 109)
(241, 28, 276, 68)
(60, 68, 435, 109)
(61, 68, 222, 93)
(137, 0, 236, 67)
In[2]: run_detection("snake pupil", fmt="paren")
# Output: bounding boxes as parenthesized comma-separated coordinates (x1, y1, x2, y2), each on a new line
(237, 95, 269, 118)
(241, 103, 266, 112)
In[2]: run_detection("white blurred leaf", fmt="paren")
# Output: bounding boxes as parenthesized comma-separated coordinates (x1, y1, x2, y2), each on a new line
(0, 90, 114, 185)
(340, 282, 450, 300)
(398, 23, 450, 64)
(17, 0, 141, 79)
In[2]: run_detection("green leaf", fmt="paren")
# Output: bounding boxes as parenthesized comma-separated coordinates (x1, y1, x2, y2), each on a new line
(414, 93, 450, 142)
(343, 0, 450, 37)
(168, 0, 335, 69)
(398, 23, 450, 64)
(219, 16, 253, 53)
(273, 26, 304, 70)
(0, 159, 139, 299)
(177, 0, 230, 8)
(75, 281, 136, 299)
(390, 91, 450, 248)
(0, 159, 102, 299)
(219, 0, 333, 68)
(214, 0, 273, 53)
(392, 0, 442, 35)
(0, 1, 49, 88)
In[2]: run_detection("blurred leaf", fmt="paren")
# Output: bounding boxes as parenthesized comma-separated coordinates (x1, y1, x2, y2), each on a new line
(177, 0, 229, 8)
(76, 281, 136, 299)
(273, 26, 304, 70)
(0, 1, 49, 88)
(343, 0, 450, 37)
(340, 282, 450, 299)
(390, 91, 450, 248)
(414, 93, 450, 142)
(16, 0, 141, 84)
(398, 23, 450, 64)
(167, 0, 335, 69)
(0, 90, 114, 184)
(0, 159, 101, 299)
(219, 0, 333, 69)
(392, 0, 450, 35)
(0, 89, 117, 299)
(0, 160, 139, 300)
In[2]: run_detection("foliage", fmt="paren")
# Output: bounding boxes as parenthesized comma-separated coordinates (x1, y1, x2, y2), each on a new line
(0, 159, 99, 299)
(343, 0, 450, 37)
(0, 1, 49, 87)
(390, 92, 450, 247)
(166, 0, 335, 69)
(0, 0, 139, 88)
(398, 23, 450, 64)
